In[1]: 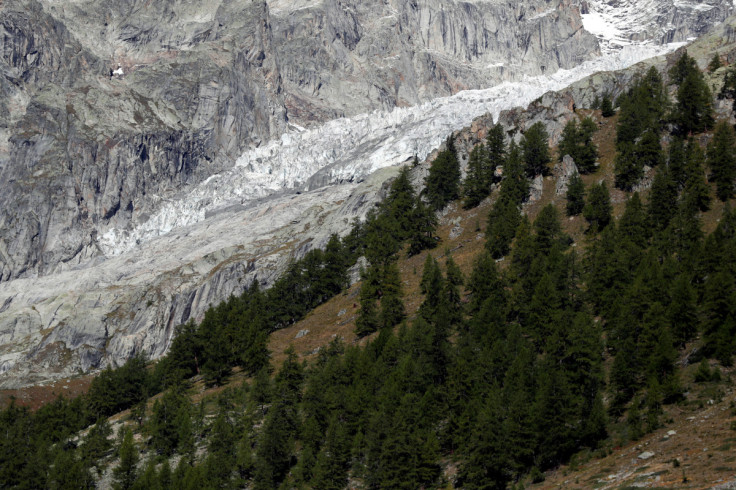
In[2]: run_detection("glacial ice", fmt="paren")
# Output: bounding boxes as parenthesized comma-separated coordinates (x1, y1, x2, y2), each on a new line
(98, 42, 685, 257)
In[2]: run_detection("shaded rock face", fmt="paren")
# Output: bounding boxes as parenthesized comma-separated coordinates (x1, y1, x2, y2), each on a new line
(0, 0, 604, 282)
(555, 154, 579, 196)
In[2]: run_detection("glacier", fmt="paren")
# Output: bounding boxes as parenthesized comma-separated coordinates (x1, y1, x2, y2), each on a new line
(99, 42, 685, 257)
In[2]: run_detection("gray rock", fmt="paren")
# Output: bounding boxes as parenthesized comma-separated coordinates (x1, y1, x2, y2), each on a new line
(638, 451, 655, 460)
(529, 174, 545, 203)
(295, 329, 309, 339)
(555, 155, 580, 196)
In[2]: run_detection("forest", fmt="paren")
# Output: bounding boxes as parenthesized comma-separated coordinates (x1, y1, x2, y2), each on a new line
(1, 51, 736, 489)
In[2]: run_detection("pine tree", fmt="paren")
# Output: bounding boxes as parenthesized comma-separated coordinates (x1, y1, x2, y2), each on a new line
(583, 182, 612, 233)
(522, 122, 551, 177)
(486, 123, 507, 185)
(614, 142, 643, 190)
(566, 173, 586, 216)
(408, 196, 437, 256)
(379, 261, 405, 329)
(425, 136, 461, 210)
(707, 120, 736, 201)
(601, 94, 615, 117)
(558, 118, 598, 174)
(669, 137, 687, 189)
(558, 119, 580, 164)
(668, 274, 698, 347)
(648, 165, 678, 231)
(709, 54, 722, 72)
(464, 144, 489, 209)
(672, 55, 714, 135)
(113, 428, 138, 490)
(486, 197, 521, 259)
(683, 142, 711, 212)
(635, 128, 664, 169)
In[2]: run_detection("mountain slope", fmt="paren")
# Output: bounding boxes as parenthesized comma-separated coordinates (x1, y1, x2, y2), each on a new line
(1, 1, 735, 388)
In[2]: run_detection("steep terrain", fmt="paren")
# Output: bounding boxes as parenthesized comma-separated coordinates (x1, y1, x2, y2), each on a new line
(1, 0, 735, 388)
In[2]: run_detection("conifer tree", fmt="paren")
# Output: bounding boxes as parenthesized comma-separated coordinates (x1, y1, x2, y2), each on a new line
(668, 137, 687, 189)
(566, 173, 585, 216)
(408, 196, 437, 256)
(709, 54, 722, 72)
(614, 142, 643, 190)
(635, 128, 664, 169)
(683, 142, 711, 212)
(464, 144, 489, 209)
(425, 137, 461, 210)
(558, 119, 580, 163)
(486, 123, 507, 184)
(648, 166, 678, 231)
(113, 429, 138, 490)
(668, 274, 698, 347)
(672, 54, 714, 135)
(522, 122, 551, 177)
(379, 261, 405, 329)
(583, 182, 612, 233)
(486, 197, 521, 259)
(707, 120, 736, 201)
(601, 94, 615, 117)
(619, 193, 649, 247)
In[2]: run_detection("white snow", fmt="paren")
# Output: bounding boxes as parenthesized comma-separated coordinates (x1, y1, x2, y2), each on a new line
(99, 41, 685, 256)
(112, 67, 124, 76)
(582, 0, 734, 53)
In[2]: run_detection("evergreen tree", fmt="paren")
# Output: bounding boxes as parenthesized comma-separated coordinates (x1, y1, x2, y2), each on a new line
(464, 144, 490, 208)
(614, 142, 643, 190)
(635, 128, 664, 169)
(113, 428, 138, 490)
(583, 182, 612, 233)
(707, 120, 736, 201)
(672, 54, 714, 135)
(522, 122, 551, 177)
(648, 166, 678, 231)
(379, 261, 405, 329)
(566, 172, 586, 216)
(668, 137, 687, 189)
(486, 197, 521, 259)
(683, 142, 711, 212)
(709, 54, 722, 72)
(425, 137, 461, 210)
(486, 123, 507, 184)
(601, 94, 615, 117)
(558, 117, 598, 173)
(408, 196, 437, 256)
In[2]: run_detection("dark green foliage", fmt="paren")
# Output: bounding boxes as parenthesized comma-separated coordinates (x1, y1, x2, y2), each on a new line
(707, 120, 736, 201)
(87, 356, 148, 421)
(719, 66, 736, 111)
(583, 182, 612, 232)
(464, 144, 491, 208)
(558, 117, 598, 173)
(709, 54, 722, 72)
(522, 122, 551, 177)
(486, 198, 521, 259)
(485, 141, 528, 258)
(566, 172, 586, 216)
(670, 52, 714, 135)
(614, 143, 643, 190)
(614, 68, 668, 189)
(408, 195, 437, 256)
(601, 94, 615, 117)
(113, 428, 138, 490)
(425, 137, 461, 210)
(648, 165, 678, 231)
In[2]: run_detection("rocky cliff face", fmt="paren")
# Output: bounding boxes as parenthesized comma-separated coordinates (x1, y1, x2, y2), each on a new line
(0, 0, 734, 387)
